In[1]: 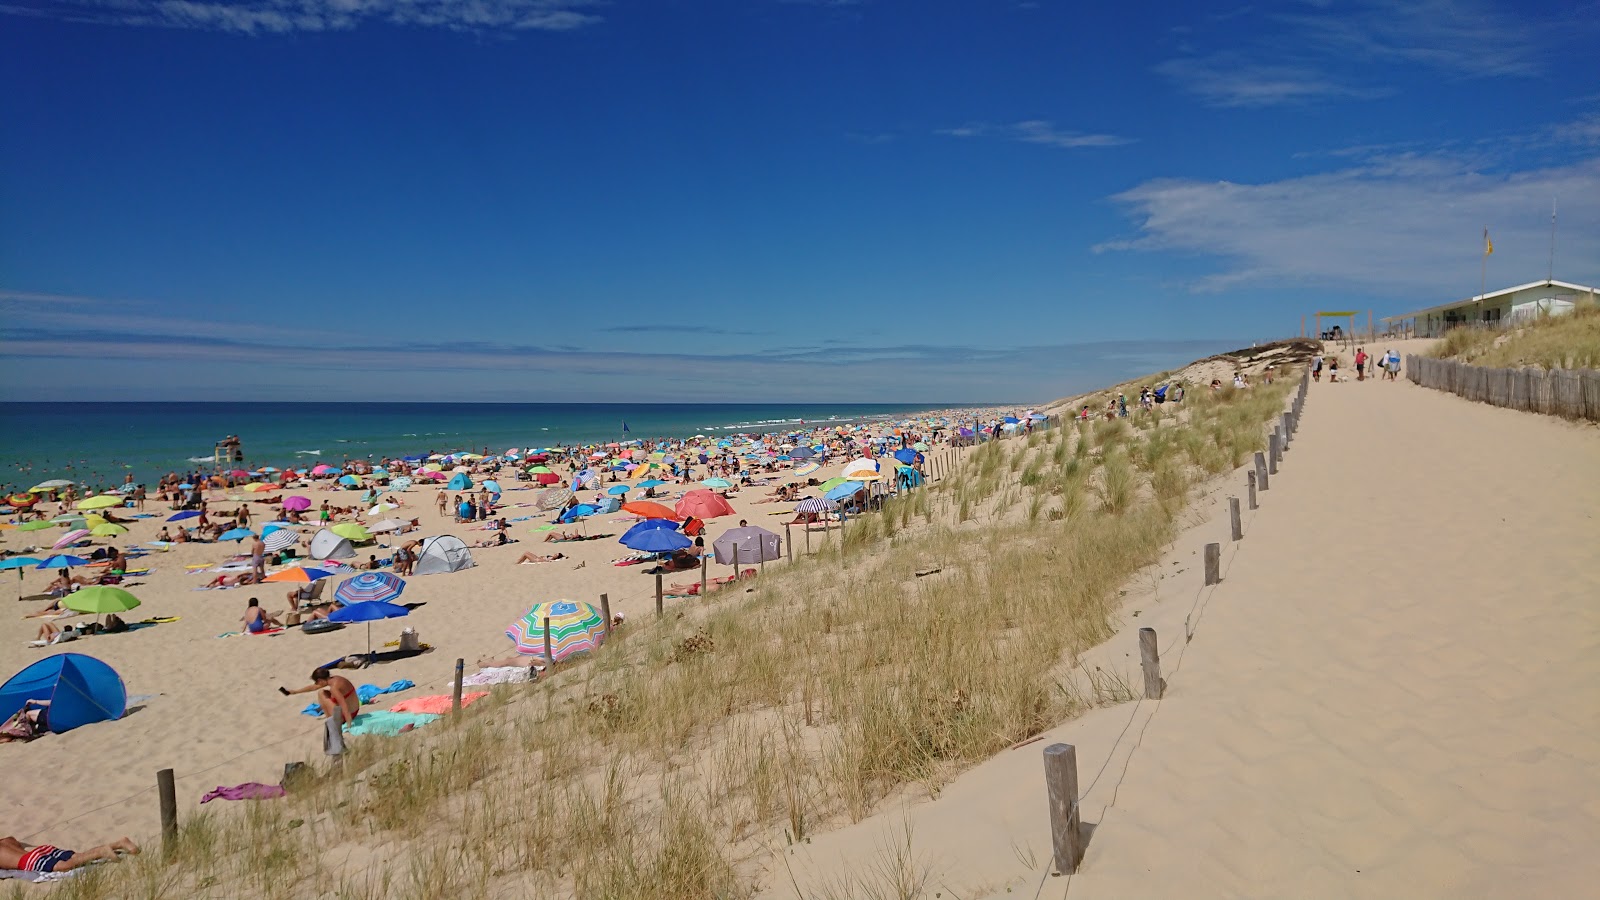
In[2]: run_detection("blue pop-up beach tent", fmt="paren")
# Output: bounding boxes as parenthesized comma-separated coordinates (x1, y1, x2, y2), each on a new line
(446, 472, 473, 491)
(0, 653, 127, 734)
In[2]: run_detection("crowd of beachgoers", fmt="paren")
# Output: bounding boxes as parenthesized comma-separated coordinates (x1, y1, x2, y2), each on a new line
(0, 404, 1063, 865)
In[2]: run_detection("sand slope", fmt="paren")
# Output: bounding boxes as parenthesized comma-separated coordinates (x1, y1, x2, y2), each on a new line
(765, 366, 1600, 898)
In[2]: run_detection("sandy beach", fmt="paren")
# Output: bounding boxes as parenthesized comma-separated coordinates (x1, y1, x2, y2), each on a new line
(763, 345, 1600, 899)
(1, 413, 1005, 848)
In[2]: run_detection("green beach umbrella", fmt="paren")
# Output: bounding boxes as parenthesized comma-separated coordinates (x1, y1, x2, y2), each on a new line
(90, 523, 128, 537)
(63, 585, 142, 616)
(330, 523, 372, 542)
(818, 477, 847, 491)
(76, 495, 122, 510)
(17, 521, 54, 532)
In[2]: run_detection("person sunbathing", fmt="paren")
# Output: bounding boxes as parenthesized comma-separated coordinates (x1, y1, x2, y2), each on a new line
(205, 572, 258, 588)
(0, 699, 51, 742)
(33, 621, 79, 645)
(474, 531, 514, 549)
(515, 552, 566, 564)
(0, 834, 139, 874)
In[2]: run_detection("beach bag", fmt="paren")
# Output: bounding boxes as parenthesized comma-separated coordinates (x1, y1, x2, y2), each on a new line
(399, 628, 421, 652)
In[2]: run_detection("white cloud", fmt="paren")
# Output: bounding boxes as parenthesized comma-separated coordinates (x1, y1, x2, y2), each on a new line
(1099, 149, 1600, 297)
(1158, 0, 1571, 108)
(3, 0, 603, 33)
(936, 120, 1132, 149)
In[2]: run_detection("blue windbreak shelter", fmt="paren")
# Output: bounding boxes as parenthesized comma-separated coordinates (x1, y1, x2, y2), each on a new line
(446, 472, 473, 491)
(0, 653, 126, 734)
(896, 466, 925, 490)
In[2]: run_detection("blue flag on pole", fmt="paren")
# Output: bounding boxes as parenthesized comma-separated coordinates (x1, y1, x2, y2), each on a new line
(622, 420, 630, 434)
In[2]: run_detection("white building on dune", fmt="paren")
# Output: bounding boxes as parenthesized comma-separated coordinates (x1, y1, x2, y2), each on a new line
(1385, 279, 1598, 338)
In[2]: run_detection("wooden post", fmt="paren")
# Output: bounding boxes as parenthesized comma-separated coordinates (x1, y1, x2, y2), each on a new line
(1247, 470, 1257, 510)
(760, 543, 766, 576)
(805, 522, 812, 554)
(785, 524, 793, 562)
(1043, 743, 1084, 874)
(1139, 627, 1163, 699)
(600, 593, 611, 637)
(543, 617, 553, 665)
(732, 544, 740, 581)
(451, 658, 464, 719)
(1229, 497, 1242, 541)
(655, 571, 664, 618)
(1255, 451, 1269, 491)
(158, 767, 178, 853)
(1281, 412, 1292, 446)
(700, 557, 708, 594)
(1204, 542, 1221, 585)
(1268, 432, 1280, 474)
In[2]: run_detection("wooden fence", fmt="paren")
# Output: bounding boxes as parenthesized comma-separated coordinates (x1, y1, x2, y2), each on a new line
(1406, 356, 1600, 421)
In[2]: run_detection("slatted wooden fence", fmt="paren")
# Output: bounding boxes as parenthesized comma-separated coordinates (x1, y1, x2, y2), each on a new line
(1405, 356, 1600, 421)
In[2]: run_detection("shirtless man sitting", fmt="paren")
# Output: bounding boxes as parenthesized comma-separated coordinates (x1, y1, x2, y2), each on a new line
(0, 833, 139, 874)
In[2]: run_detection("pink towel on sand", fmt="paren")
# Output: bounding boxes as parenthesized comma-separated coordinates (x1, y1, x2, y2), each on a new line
(200, 783, 287, 803)
(388, 692, 487, 715)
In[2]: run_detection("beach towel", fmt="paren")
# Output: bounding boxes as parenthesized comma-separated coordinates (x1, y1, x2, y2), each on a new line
(356, 679, 415, 704)
(200, 783, 287, 803)
(342, 711, 440, 737)
(389, 692, 487, 716)
(455, 666, 535, 687)
(0, 869, 79, 883)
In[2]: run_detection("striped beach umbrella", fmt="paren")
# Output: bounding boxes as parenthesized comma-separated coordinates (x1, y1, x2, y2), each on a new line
(263, 529, 301, 552)
(793, 462, 821, 477)
(52, 529, 92, 549)
(506, 600, 607, 662)
(262, 565, 333, 583)
(389, 476, 413, 491)
(795, 497, 835, 514)
(6, 493, 38, 509)
(334, 571, 406, 605)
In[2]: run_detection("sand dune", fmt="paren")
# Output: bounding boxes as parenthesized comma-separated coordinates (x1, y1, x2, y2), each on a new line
(764, 354, 1600, 898)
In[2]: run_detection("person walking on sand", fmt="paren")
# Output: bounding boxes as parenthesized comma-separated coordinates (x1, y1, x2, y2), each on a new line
(1355, 347, 1368, 381)
(250, 534, 266, 580)
(1312, 353, 1324, 382)
(0, 834, 139, 874)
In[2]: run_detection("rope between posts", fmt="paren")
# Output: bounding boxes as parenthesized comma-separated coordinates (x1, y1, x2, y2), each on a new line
(1045, 387, 1303, 900)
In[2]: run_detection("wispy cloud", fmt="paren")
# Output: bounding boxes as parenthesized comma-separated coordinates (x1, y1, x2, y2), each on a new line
(0, 290, 1234, 402)
(598, 324, 763, 336)
(1097, 144, 1600, 297)
(1, 0, 603, 34)
(936, 120, 1133, 149)
(1158, 0, 1573, 108)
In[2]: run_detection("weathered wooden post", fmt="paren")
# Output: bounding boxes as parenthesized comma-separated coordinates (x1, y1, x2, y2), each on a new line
(655, 571, 664, 618)
(451, 658, 464, 719)
(1043, 743, 1084, 874)
(785, 524, 793, 562)
(1247, 471, 1257, 510)
(158, 768, 178, 854)
(805, 522, 812, 554)
(1139, 627, 1163, 699)
(1229, 497, 1242, 541)
(1254, 451, 1269, 491)
(600, 593, 611, 637)
(732, 544, 740, 581)
(543, 617, 553, 665)
(1281, 412, 1292, 447)
(1268, 431, 1280, 474)
(1204, 542, 1221, 586)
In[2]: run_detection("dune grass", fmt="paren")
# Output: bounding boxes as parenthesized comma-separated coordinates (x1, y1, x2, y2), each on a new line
(1430, 304, 1600, 370)
(72, 373, 1297, 900)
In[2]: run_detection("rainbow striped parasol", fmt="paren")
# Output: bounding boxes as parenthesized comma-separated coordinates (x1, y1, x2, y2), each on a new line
(506, 600, 607, 662)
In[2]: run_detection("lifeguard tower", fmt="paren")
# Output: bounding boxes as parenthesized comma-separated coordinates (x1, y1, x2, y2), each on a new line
(213, 437, 244, 465)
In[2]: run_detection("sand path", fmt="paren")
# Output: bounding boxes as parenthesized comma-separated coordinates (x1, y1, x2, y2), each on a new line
(765, 373, 1600, 899)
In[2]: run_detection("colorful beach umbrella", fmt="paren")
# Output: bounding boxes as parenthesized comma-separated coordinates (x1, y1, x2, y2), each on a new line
(16, 521, 54, 532)
(262, 565, 333, 583)
(6, 493, 38, 509)
(389, 476, 413, 491)
(282, 496, 312, 511)
(506, 600, 607, 662)
(218, 527, 255, 542)
(35, 555, 89, 570)
(167, 511, 200, 522)
(795, 497, 835, 514)
(793, 462, 821, 477)
(52, 529, 92, 549)
(334, 571, 406, 605)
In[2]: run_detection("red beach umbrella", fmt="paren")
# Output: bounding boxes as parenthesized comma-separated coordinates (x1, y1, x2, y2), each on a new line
(675, 489, 736, 520)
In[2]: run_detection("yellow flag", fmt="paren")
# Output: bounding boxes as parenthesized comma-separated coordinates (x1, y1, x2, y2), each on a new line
(1484, 228, 1493, 257)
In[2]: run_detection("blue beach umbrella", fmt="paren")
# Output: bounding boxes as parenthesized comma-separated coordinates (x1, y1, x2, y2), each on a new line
(824, 482, 865, 503)
(334, 571, 406, 606)
(35, 555, 90, 570)
(167, 511, 200, 522)
(558, 504, 597, 523)
(620, 519, 679, 546)
(337, 475, 361, 486)
(0, 557, 41, 594)
(636, 479, 667, 488)
(893, 448, 918, 465)
(482, 480, 502, 494)
(328, 600, 410, 658)
(606, 485, 631, 496)
(622, 528, 692, 553)
(701, 478, 733, 489)
(218, 527, 255, 542)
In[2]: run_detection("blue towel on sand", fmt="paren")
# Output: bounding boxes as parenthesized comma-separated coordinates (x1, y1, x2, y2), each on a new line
(343, 711, 440, 736)
(301, 679, 416, 715)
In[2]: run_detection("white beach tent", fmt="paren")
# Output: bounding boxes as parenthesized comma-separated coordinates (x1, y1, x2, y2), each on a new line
(413, 535, 475, 576)
(308, 528, 356, 561)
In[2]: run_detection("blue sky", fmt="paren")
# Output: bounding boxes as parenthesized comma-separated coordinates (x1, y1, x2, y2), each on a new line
(3, 0, 1597, 403)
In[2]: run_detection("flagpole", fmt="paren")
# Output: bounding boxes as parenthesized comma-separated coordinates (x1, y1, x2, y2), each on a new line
(1549, 198, 1557, 282)
(1481, 225, 1488, 301)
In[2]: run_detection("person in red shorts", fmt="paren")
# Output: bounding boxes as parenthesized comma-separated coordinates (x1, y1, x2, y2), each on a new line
(0, 834, 139, 873)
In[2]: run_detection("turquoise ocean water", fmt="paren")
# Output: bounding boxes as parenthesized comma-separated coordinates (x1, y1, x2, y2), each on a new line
(0, 401, 957, 494)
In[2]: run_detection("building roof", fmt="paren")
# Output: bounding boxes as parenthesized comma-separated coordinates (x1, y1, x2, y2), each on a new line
(1384, 279, 1598, 323)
